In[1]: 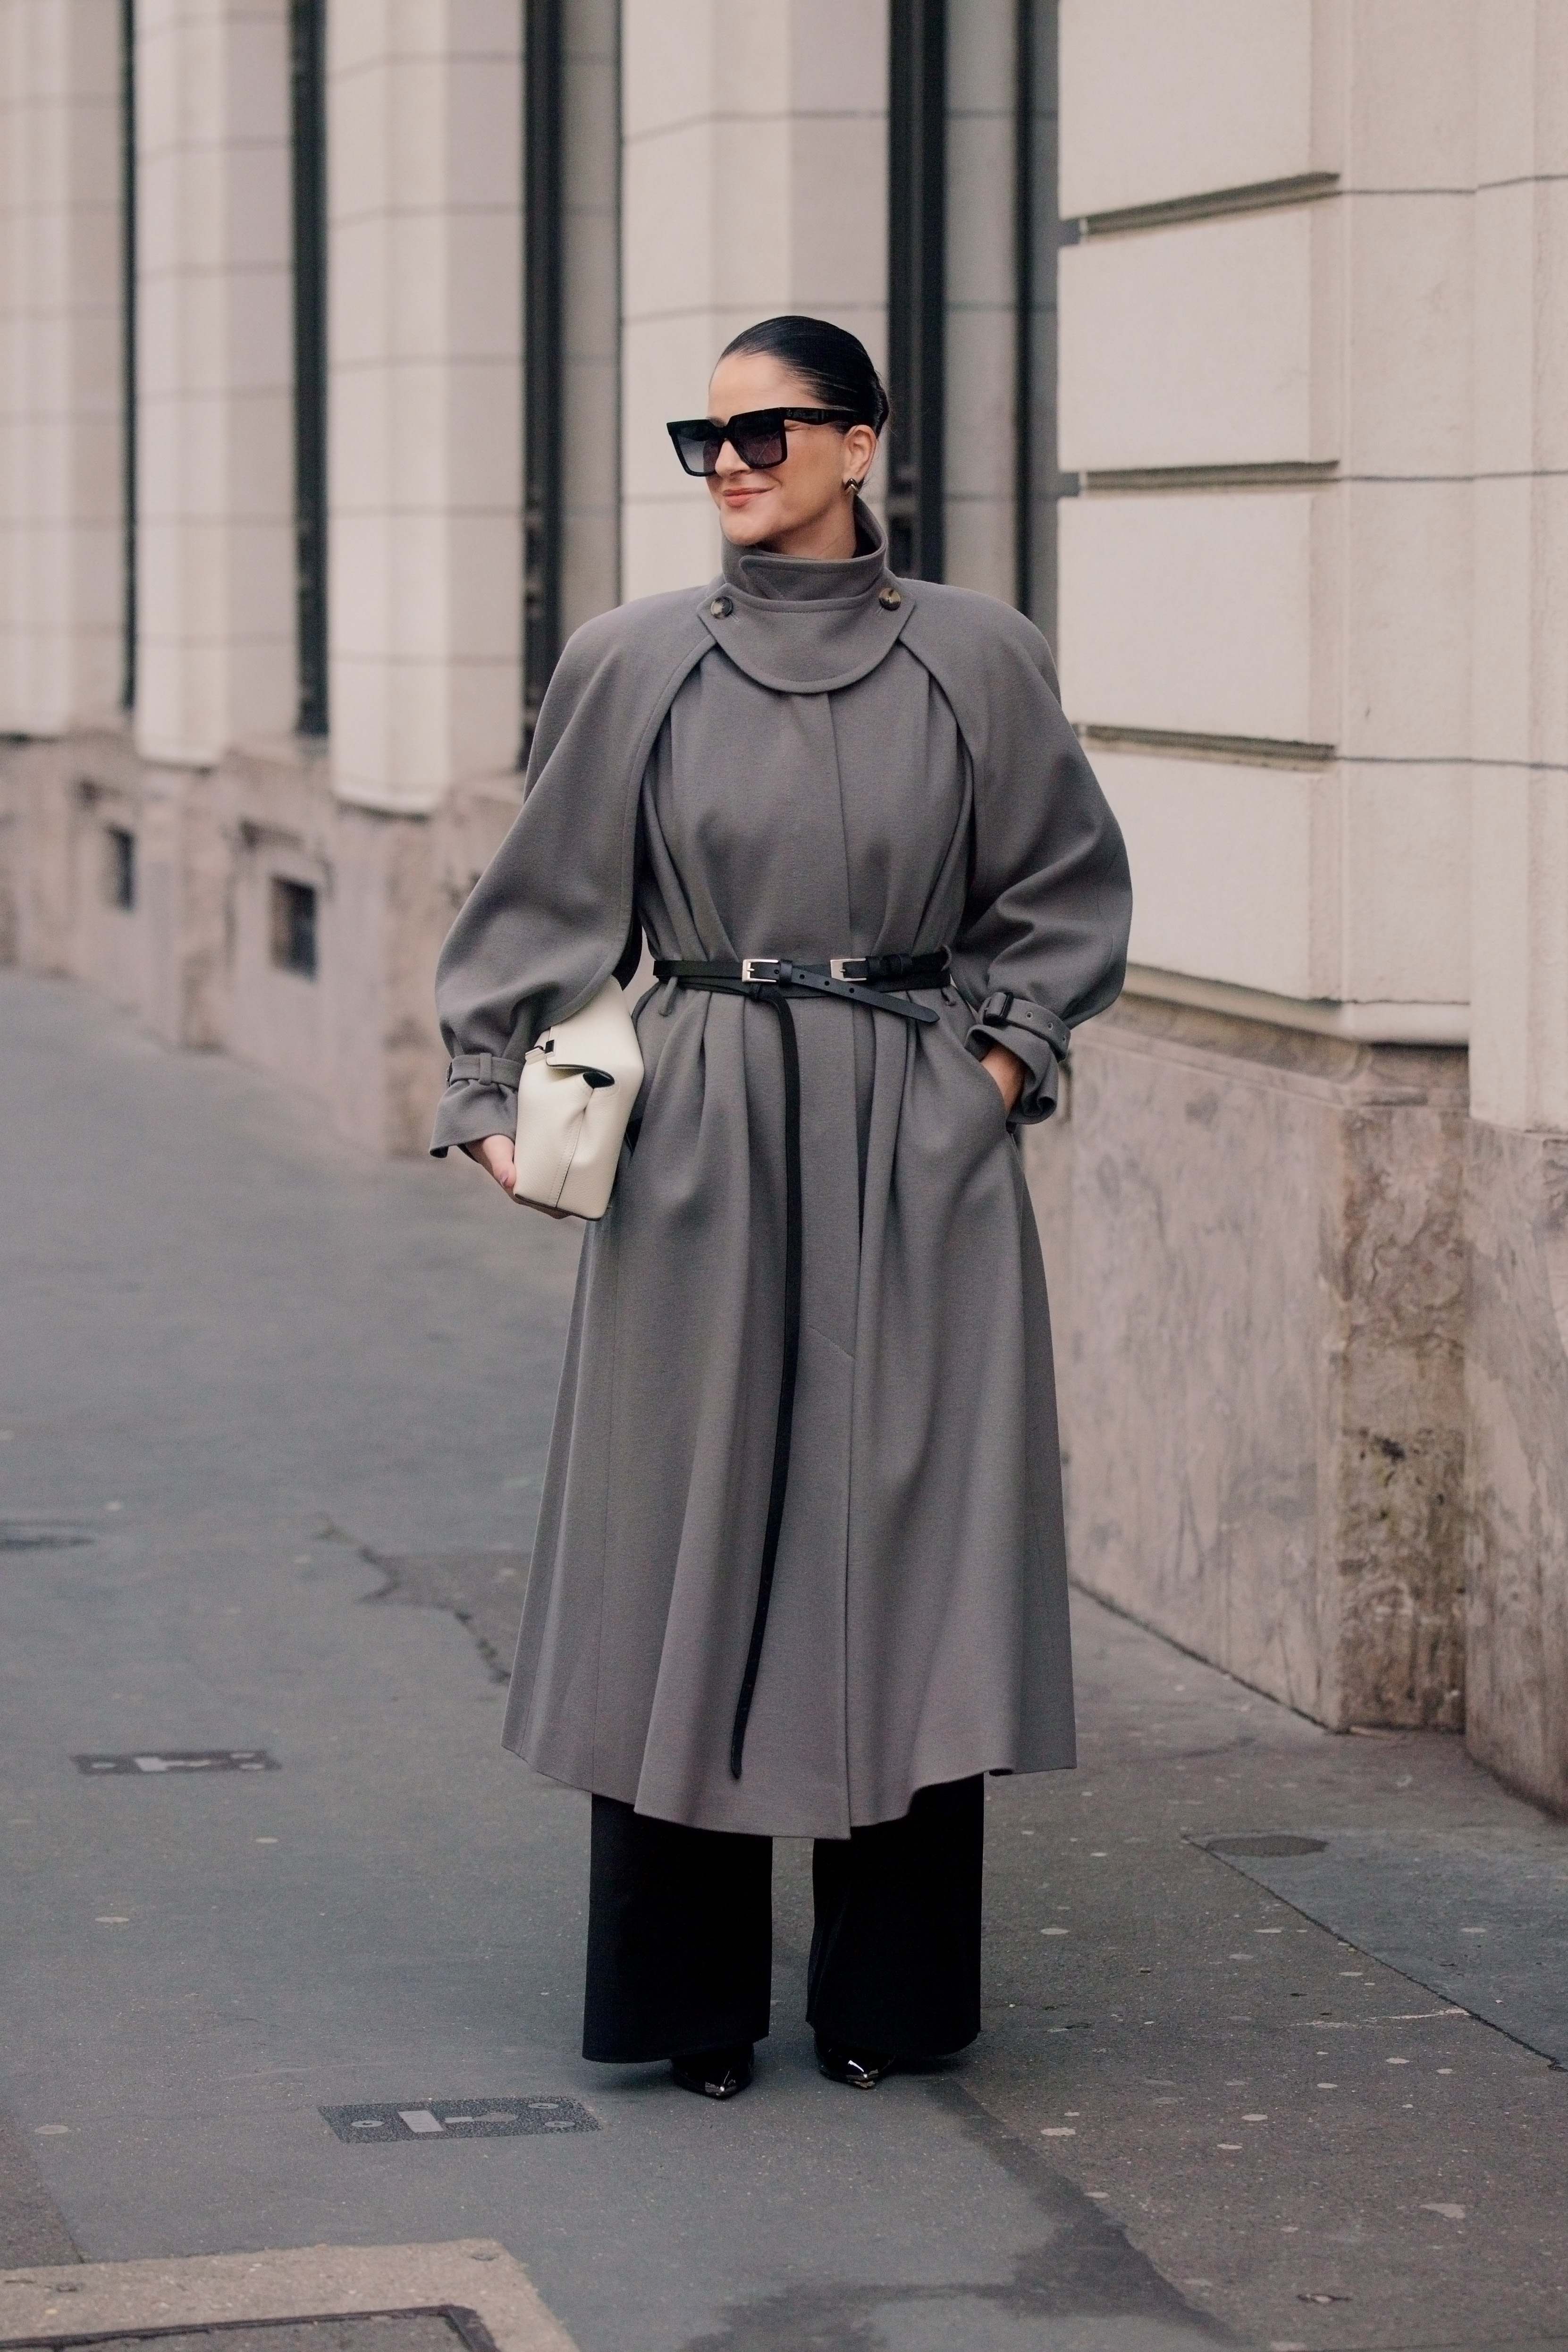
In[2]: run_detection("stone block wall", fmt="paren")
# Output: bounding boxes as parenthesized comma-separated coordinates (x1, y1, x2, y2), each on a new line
(0, 727, 515, 1155)
(1030, 999, 1468, 1734)
(1464, 1122, 1568, 1817)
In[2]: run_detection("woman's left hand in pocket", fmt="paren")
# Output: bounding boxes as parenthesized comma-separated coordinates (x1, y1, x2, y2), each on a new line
(980, 1043, 1028, 1115)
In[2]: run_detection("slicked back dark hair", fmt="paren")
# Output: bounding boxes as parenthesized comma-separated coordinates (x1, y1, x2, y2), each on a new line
(717, 314, 890, 433)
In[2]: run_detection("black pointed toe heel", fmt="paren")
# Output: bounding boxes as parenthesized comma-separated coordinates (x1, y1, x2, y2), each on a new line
(671, 2042, 755, 2099)
(815, 2034, 895, 2088)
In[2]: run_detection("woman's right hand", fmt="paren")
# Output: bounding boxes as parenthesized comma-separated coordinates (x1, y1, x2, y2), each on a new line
(460, 1134, 568, 1219)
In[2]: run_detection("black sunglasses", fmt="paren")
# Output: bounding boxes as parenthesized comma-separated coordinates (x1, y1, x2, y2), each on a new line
(666, 406, 860, 477)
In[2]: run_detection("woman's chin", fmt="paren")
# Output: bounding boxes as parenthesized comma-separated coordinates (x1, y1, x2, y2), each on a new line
(717, 499, 785, 545)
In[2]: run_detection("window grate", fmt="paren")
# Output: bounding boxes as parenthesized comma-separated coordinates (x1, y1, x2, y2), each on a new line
(104, 826, 136, 911)
(271, 878, 318, 978)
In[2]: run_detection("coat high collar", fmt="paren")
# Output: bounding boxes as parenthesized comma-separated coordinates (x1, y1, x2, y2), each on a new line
(700, 503, 912, 692)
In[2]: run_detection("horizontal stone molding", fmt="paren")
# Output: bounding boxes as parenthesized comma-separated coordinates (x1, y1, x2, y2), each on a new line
(1124, 963, 1470, 1048)
(1066, 171, 1340, 242)
(1076, 722, 1335, 770)
(1064, 461, 1340, 497)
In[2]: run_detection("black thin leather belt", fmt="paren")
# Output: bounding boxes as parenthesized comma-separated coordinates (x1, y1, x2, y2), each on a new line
(652, 950, 947, 1778)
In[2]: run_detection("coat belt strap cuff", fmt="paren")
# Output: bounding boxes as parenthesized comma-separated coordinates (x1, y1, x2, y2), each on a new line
(447, 1051, 526, 1088)
(978, 992, 1071, 1059)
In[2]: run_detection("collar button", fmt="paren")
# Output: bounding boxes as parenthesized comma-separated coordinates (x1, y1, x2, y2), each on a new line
(878, 585, 902, 610)
(709, 594, 733, 618)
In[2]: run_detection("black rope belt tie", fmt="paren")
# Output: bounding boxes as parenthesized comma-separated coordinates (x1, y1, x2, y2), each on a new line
(652, 951, 949, 1778)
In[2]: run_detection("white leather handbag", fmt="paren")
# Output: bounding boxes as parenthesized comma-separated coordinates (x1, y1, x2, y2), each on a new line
(511, 978, 644, 1220)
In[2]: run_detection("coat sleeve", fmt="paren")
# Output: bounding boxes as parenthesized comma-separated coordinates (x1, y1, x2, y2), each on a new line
(945, 606, 1132, 1123)
(428, 601, 702, 1156)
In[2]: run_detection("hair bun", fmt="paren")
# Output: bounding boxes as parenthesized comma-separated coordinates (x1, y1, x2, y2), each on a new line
(718, 314, 889, 433)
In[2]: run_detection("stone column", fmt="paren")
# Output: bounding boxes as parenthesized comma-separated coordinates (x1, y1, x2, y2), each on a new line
(1463, 0, 1568, 1814)
(327, 0, 522, 814)
(122, 0, 294, 1049)
(317, 1, 521, 1152)
(620, 0, 888, 601)
(0, 0, 123, 738)
(135, 0, 294, 764)
(944, 6, 1015, 599)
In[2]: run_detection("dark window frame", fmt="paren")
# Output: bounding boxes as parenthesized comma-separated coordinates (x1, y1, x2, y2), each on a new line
(886, 0, 947, 582)
(120, 0, 136, 714)
(523, 0, 565, 753)
(291, 0, 329, 737)
(1015, 0, 1061, 644)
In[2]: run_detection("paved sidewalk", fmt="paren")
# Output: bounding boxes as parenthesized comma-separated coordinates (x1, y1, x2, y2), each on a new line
(0, 970, 1564, 2352)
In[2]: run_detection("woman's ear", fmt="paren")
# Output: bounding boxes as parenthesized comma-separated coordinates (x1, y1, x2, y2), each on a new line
(842, 422, 878, 489)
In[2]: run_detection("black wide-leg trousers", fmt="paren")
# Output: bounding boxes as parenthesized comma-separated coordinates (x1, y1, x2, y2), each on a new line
(582, 1774, 984, 2063)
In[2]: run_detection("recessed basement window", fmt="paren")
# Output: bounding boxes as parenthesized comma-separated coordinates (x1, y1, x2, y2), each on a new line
(104, 825, 135, 910)
(270, 877, 318, 978)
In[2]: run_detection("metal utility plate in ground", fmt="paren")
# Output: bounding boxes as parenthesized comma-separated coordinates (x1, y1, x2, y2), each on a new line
(0, 2242, 575, 2352)
(1199, 1825, 1568, 2064)
(71, 1752, 280, 1775)
(0, 2314, 494, 2352)
(320, 2100, 598, 2143)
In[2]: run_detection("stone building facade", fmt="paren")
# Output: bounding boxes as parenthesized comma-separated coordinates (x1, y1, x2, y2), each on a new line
(2, 0, 1564, 1814)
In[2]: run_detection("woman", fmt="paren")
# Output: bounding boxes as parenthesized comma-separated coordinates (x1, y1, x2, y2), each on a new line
(432, 316, 1131, 2101)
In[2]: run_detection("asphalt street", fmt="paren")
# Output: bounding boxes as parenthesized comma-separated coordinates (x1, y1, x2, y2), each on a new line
(1, 969, 1565, 2352)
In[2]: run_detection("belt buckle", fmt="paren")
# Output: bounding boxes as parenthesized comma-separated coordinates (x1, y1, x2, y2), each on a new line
(741, 957, 781, 983)
(829, 956, 869, 983)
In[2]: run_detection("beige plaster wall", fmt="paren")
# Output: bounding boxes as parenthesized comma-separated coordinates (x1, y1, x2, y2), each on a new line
(1056, 0, 1472, 1035)
(1060, 0, 1319, 220)
(1059, 207, 1326, 471)
(1467, 1, 1568, 1138)
(1060, 489, 1328, 745)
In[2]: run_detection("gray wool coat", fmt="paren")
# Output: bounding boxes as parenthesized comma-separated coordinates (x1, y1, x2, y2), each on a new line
(431, 511, 1131, 1838)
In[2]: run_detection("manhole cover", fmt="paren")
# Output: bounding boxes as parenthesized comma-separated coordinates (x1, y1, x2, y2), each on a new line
(73, 1750, 280, 1775)
(1, 1523, 94, 1551)
(1206, 1834, 1328, 1858)
(0, 2314, 499, 2352)
(321, 2097, 598, 2142)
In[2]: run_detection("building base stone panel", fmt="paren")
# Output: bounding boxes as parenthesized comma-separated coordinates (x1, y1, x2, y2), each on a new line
(0, 739, 517, 1156)
(1028, 998, 1468, 1734)
(1464, 1119, 1568, 1818)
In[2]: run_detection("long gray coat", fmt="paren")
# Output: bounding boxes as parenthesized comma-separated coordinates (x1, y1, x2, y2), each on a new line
(432, 514, 1131, 1837)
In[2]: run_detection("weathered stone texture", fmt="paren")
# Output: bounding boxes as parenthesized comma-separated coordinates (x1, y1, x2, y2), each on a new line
(1028, 998, 1467, 1730)
(1464, 1120, 1568, 1816)
(0, 732, 521, 1156)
